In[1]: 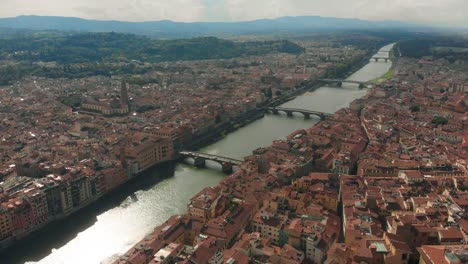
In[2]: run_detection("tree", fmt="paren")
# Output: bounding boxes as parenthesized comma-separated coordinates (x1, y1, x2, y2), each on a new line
(215, 115, 222, 124)
(410, 105, 420, 112)
(432, 116, 448, 126)
(398, 39, 433, 58)
(0, 31, 305, 83)
(0, 64, 22, 85)
(265, 88, 273, 99)
(136, 104, 159, 113)
(278, 230, 289, 247)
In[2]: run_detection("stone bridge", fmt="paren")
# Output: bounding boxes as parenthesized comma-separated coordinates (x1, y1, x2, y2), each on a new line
(263, 107, 332, 120)
(179, 151, 243, 173)
(318, 79, 370, 88)
(371, 57, 390, 62)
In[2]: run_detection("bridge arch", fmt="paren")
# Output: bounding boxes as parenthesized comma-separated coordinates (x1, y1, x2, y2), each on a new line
(179, 151, 242, 174)
(264, 107, 331, 120)
(371, 57, 390, 62)
(318, 79, 369, 87)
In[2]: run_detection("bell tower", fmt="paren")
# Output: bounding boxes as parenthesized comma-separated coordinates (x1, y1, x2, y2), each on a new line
(120, 80, 129, 111)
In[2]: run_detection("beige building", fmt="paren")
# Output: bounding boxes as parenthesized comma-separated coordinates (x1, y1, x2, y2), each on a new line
(252, 206, 287, 244)
(188, 187, 224, 222)
(126, 136, 174, 174)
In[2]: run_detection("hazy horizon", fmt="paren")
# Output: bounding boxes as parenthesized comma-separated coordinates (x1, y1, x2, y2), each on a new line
(0, 0, 467, 27)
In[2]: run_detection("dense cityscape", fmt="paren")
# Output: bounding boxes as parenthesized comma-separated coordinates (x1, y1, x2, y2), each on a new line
(0, 40, 366, 247)
(0, 3, 468, 264)
(109, 52, 467, 264)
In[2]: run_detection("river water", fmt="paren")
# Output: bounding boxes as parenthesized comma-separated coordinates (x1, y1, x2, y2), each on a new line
(6, 43, 394, 264)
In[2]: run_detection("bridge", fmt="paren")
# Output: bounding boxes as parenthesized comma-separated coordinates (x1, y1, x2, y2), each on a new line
(179, 151, 243, 173)
(371, 56, 390, 62)
(263, 107, 332, 120)
(318, 79, 370, 88)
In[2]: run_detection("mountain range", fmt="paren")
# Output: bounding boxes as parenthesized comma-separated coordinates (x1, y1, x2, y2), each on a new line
(0, 15, 426, 38)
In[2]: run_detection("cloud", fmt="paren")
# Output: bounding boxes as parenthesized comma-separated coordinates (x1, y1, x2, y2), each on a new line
(202, 0, 231, 21)
(223, 0, 468, 26)
(0, 0, 205, 22)
(0, 0, 467, 26)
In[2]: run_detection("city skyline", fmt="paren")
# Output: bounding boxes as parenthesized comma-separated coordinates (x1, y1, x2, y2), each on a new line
(1, 0, 467, 27)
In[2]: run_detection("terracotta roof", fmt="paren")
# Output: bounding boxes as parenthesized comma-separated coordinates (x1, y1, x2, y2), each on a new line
(438, 228, 464, 241)
(418, 245, 468, 264)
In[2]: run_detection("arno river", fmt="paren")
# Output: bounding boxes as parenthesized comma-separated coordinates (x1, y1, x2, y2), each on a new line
(3, 43, 393, 264)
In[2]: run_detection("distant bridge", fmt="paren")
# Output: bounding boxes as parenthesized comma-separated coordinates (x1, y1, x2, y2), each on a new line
(179, 151, 242, 173)
(318, 79, 371, 88)
(371, 56, 390, 62)
(263, 107, 332, 120)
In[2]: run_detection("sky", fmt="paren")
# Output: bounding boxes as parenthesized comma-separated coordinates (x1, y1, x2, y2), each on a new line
(0, 0, 467, 26)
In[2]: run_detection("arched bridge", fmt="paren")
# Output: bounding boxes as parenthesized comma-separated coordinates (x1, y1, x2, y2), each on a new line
(318, 79, 370, 88)
(371, 57, 390, 62)
(179, 151, 242, 173)
(263, 107, 332, 120)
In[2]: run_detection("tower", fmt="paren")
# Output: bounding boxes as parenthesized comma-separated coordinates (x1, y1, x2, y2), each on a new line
(120, 80, 129, 111)
(119, 145, 128, 169)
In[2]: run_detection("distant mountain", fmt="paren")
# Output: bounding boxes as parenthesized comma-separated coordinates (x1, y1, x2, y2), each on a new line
(0, 15, 424, 38)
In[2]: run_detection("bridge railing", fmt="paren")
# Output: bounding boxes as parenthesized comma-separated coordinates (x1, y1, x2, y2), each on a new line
(264, 107, 331, 115)
(179, 151, 243, 164)
(318, 79, 369, 84)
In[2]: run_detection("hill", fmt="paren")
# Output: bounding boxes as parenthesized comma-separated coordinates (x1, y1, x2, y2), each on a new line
(0, 15, 421, 38)
(0, 31, 305, 84)
(0, 32, 304, 64)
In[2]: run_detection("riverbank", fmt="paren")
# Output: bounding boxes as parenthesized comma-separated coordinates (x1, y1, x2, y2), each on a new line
(370, 44, 398, 84)
(0, 160, 177, 253)
(0, 161, 180, 263)
(371, 68, 394, 84)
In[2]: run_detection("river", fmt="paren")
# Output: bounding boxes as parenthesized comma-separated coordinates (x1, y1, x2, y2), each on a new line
(4, 43, 394, 264)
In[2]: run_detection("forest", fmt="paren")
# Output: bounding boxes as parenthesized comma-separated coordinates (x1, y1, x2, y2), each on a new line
(398, 36, 468, 61)
(0, 31, 305, 85)
(0, 33, 305, 63)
